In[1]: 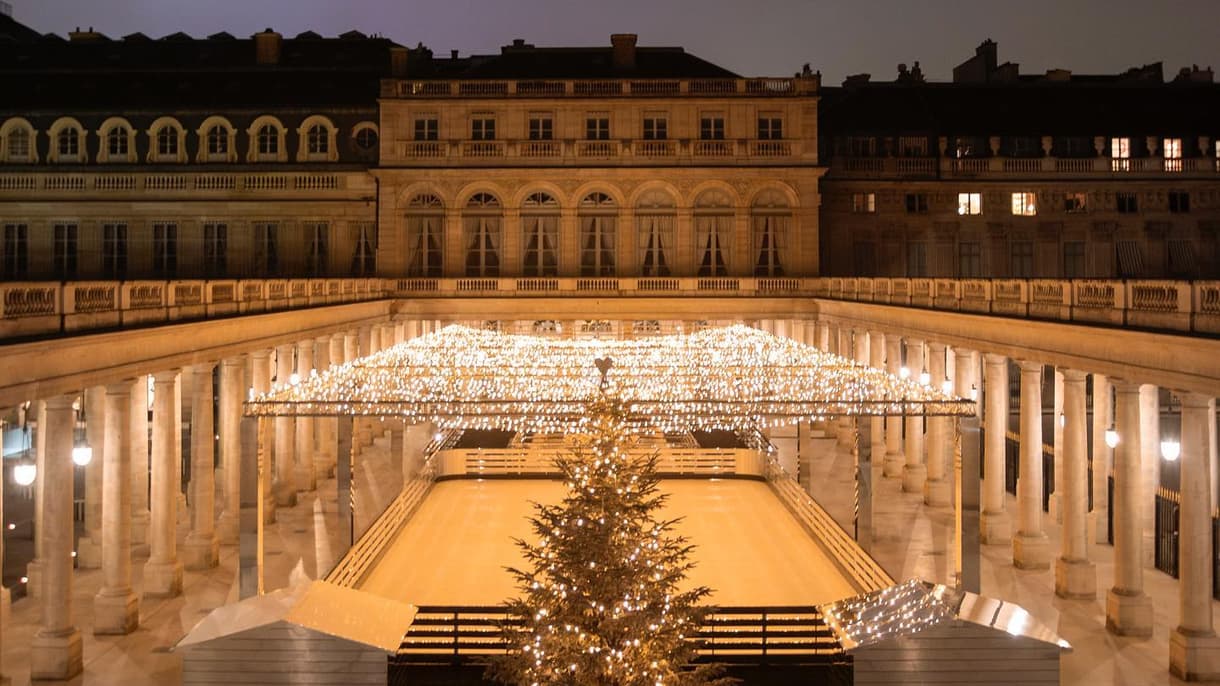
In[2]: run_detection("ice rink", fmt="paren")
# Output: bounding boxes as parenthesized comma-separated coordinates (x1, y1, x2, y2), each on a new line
(358, 477, 858, 606)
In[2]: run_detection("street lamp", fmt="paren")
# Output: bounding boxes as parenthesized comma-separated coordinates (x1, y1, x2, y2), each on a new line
(1160, 439, 1181, 462)
(1105, 425, 1120, 448)
(13, 461, 36, 486)
(899, 366, 910, 380)
(919, 371, 931, 386)
(941, 379, 954, 395)
(72, 442, 93, 466)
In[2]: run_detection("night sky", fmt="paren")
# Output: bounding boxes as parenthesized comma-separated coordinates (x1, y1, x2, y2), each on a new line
(9, 0, 1219, 83)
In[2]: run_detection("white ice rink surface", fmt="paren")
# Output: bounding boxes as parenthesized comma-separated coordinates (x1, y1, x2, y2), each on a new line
(358, 478, 858, 607)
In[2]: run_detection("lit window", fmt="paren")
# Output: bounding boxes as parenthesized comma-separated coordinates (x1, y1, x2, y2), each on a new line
(757, 116, 783, 140)
(463, 193, 502, 277)
(414, 117, 438, 141)
(1011, 192, 1037, 216)
(852, 192, 876, 214)
(642, 116, 667, 141)
(257, 125, 279, 155)
(1110, 137, 1131, 171)
(579, 192, 617, 276)
(1064, 192, 1088, 213)
(699, 115, 725, 140)
(471, 117, 495, 141)
(354, 127, 378, 151)
(306, 124, 329, 155)
(156, 126, 178, 157)
(528, 115, 553, 141)
(585, 116, 610, 141)
(957, 192, 982, 215)
(1164, 137, 1183, 172)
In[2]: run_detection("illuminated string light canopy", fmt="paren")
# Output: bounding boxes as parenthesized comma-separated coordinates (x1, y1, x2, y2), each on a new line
(244, 324, 975, 432)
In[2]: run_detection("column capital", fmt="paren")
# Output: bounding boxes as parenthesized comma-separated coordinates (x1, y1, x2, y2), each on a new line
(45, 393, 77, 410)
(151, 369, 178, 384)
(220, 356, 245, 369)
(927, 340, 947, 354)
(296, 339, 314, 352)
(275, 342, 295, 354)
(189, 361, 216, 375)
(1018, 359, 1043, 374)
(1061, 368, 1088, 383)
(104, 380, 135, 396)
(249, 348, 271, 361)
(314, 333, 331, 344)
(1178, 391, 1214, 410)
(982, 352, 1007, 366)
(1111, 377, 1143, 394)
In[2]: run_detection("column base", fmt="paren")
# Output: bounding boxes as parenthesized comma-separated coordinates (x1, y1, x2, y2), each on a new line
(902, 463, 927, 493)
(981, 511, 1013, 544)
(924, 478, 952, 507)
(30, 628, 83, 680)
(1054, 558, 1097, 598)
(882, 453, 904, 478)
(93, 589, 140, 635)
(75, 535, 103, 569)
(215, 511, 240, 545)
(25, 559, 43, 599)
(1106, 588, 1154, 636)
(1013, 532, 1052, 569)
(296, 467, 317, 493)
(182, 534, 220, 570)
(1170, 629, 1220, 681)
(142, 560, 183, 598)
(274, 482, 297, 507)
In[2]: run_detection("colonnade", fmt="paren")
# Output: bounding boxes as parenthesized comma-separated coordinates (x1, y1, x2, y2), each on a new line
(759, 317, 1220, 680)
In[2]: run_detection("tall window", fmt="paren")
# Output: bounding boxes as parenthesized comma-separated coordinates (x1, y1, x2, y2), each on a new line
(897, 136, 928, 157)
(7, 127, 31, 160)
(3, 223, 29, 279)
(306, 125, 329, 155)
(905, 193, 929, 214)
(257, 125, 279, 156)
(1010, 241, 1034, 277)
(156, 126, 178, 157)
(350, 221, 377, 276)
(847, 136, 876, 157)
(414, 117, 439, 141)
(1163, 137, 1183, 172)
(579, 192, 617, 276)
(1011, 192, 1037, 216)
(106, 127, 129, 158)
(958, 241, 982, 277)
(1169, 191, 1190, 213)
(757, 116, 783, 140)
(254, 222, 279, 275)
(528, 115, 553, 141)
(585, 116, 610, 141)
(636, 189, 675, 277)
(53, 223, 77, 279)
(1064, 192, 1088, 213)
(304, 222, 329, 276)
(102, 222, 128, 279)
(406, 194, 444, 277)
(1110, 137, 1131, 172)
(752, 189, 790, 277)
(699, 115, 725, 140)
(462, 193, 501, 277)
(57, 128, 80, 158)
(957, 192, 982, 215)
(206, 125, 228, 157)
(1116, 192, 1138, 214)
(906, 241, 927, 277)
(471, 117, 495, 141)
(521, 192, 558, 277)
(695, 189, 732, 276)
(1063, 241, 1085, 278)
(152, 222, 177, 277)
(642, 116, 667, 141)
(852, 193, 876, 214)
(203, 222, 227, 276)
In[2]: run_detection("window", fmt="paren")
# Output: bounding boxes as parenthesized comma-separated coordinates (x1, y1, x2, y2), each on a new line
(579, 192, 617, 276)
(53, 223, 78, 279)
(7, 127, 31, 161)
(1164, 137, 1183, 172)
(152, 222, 177, 277)
(695, 188, 732, 277)
(354, 126, 378, 151)
(1059, 136, 1092, 157)
(3, 223, 29, 279)
(852, 192, 876, 214)
(906, 242, 927, 277)
(1116, 240, 1144, 278)
(522, 192, 558, 277)
(957, 192, 982, 216)
(203, 222, 227, 276)
(257, 125, 279, 156)
(106, 127, 128, 157)
(1011, 136, 1040, 157)
(1111, 137, 1131, 172)
(853, 242, 877, 275)
(585, 116, 610, 141)
(637, 189, 675, 277)
(958, 241, 982, 278)
(206, 126, 228, 157)
(57, 128, 80, 158)
(306, 125, 329, 155)
(471, 117, 495, 141)
(414, 117, 439, 141)
(305, 222, 329, 276)
(102, 223, 128, 279)
(752, 189, 790, 277)
(254, 222, 278, 275)
(463, 193, 501, 277)
(897, 136, 928, 157)
(1168, 239, 1197, 278)
(350, 221, 377, 276)
(953, 136, 985, 158)
(528, 115, 553, 141)
(642, 116, 667, 141)
(155, 126, 178, 157)
(757, 116, 782, 140)
(1169, 191, 1190, 213)
(1064, 192, 1088, 213)
(1010, 240, 1034, 277)
(847, 136, 876, 157)
(699, 115, 725, 140)
(905, 193, 929, 214)
(406, 194, 443, 277)
(1011, 192, 1037, 216)
(1063, 241, 1085, 278)
(1116, 192, 1138, 214)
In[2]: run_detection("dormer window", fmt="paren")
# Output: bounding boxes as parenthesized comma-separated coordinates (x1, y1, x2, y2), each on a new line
(247, 116, 287, 162)
(47, 117, 85, 163)
(307, 125, 329, 154)
(97, 118, 136, 163)
(8, 128, 30, 160)
(147, 117, 186, 163)
(206, 126, 228, 156)
(58, 129, 80, 157)
(297, 115, 338, 162)
(195, 117, 236, 163)
(3, 118, 39, 163)
(156, 127, 178, 157)
(258, 125, 278, 155)
(107, 128, 128, 157)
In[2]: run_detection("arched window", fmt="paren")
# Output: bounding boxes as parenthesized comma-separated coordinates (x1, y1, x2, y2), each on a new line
(463, 192, 501, 277)
(147, 117, 185, 163)
(156, 127, 178, 156)
(635, 189, 675, 277)
(7, 127, 31, 162)
(258, 125, 278, 155)
(307, 125, 329, 154)
(579, 192, 617, 276)
(207, 126, 228, 155)
(98, 117, 136, 163)
(195, 117, 236, 163)
(522, 192, 559, 277)
(248, 116, 286, 162)
(47, 117, 85, 163)
(405, 193, 444, 277)
(695, 188, 734, 276)
(297, 115, 337, 162)
(751, 188, 791, 277)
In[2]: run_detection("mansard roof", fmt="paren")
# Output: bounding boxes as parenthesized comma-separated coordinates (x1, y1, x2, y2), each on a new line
(405, 42, 739, 80)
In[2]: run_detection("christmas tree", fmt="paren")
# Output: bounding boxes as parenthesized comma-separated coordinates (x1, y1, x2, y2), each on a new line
(489, 396, 728, 686)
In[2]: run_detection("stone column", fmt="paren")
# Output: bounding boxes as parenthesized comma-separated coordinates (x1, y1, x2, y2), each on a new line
(1091, 374, 1113, 543)
(95, 382, 139, 634)
(313, 335, 335, 483)
(1106, 379, 1152, 636)
(884, 335, 904, 477)
(26, 400, 47, 599)
(925, 342, 951, 506)
(183, 364, 218, 570)
(902, 338, 926, 493)
(1139, 384, 1160, 568)
(1170, 391, 1220, 679)
(814, 321, 830, 352)
(1055, 369, 1096, 597)
(869, 331, 886, 453)
(273, 344, 296, 506)
(1049, 370, 1065, 522)
(295, 340, 316, 492)
(981, 353, 1012, 543)
(344, 330, 359, 363)
(215, 357, 244, 544)
(76, 386, 105, 569)
(1014, 360, 1050, 569)
(326, 335, 346, 477)
(250, 350, 275, 523)
(129, 376, 150, 556)
(30, 394, 83, 680)
(144, 370, 183, 597)
(368, 325, 381, 354)
(358, 326, 373, 357)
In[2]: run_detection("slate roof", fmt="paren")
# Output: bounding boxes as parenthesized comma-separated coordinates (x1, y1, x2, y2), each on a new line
(405, 42, 739, 80)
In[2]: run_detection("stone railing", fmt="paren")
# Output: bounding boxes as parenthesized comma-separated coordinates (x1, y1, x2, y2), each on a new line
(385, 76, 817, 99)
(391, 138, 804, 164)
(0, 278, 386, 340)
(828, 155, 1220, 179)
(0, 171, 364, 197)
(435, 446, 763, 479)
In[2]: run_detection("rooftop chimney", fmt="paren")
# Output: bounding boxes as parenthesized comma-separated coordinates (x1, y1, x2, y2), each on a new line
(611, 33, 637, 71)
(69, 26, 106, 42)
(253, 28, 282, 65)
(390, 45, 408, 78)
